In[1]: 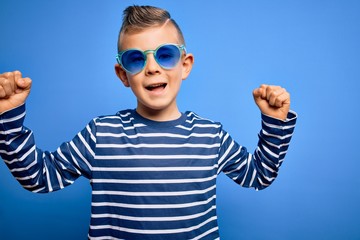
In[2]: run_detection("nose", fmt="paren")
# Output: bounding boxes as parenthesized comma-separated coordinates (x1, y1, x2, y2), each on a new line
(144, 52, 161, 75)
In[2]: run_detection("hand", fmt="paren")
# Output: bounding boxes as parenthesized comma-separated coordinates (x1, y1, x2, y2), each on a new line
(253, 84, 290, 120)
(0, 71, 32, 114)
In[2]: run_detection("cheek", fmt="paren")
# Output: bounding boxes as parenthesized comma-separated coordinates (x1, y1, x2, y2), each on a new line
(129, 82, 141, 92)
(127, 78, 143, 94)
(173, 66, 185, 81)
(169, 72, 183, 88)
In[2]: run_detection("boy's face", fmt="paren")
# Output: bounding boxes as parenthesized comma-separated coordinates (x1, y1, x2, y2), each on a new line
(115, 22, 194, 121)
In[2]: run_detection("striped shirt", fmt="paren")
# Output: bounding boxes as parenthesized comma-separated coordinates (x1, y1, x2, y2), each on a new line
(0, 104, 297, 239)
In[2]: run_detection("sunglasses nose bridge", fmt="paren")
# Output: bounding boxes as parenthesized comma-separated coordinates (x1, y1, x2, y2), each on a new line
(143, 49, 156, 56)
(143, 49, 157, 65)
(143, 49, 161, 72)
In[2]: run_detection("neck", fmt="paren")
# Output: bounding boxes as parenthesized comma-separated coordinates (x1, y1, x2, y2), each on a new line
(136, 105, 181, 122)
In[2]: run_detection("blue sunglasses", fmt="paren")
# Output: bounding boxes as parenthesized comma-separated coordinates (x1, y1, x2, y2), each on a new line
(116, 43, 186, 74)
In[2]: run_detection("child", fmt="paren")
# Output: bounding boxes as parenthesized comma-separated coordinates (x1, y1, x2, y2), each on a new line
(0, 5, 297, 240)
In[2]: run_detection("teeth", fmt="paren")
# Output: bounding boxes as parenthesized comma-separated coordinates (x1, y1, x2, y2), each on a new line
(146, 83, 167, 90)
(150, 83, 163, 87)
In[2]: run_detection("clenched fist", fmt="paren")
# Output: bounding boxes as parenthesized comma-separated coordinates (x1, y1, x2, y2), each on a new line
(0, 71, 32, 114)
(253, 84, 291, 120)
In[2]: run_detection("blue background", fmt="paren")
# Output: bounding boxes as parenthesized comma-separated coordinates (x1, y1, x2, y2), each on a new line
(1, 0, 359, 239)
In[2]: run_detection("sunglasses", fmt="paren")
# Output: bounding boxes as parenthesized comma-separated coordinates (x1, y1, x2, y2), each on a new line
(116, 43, 186, 75)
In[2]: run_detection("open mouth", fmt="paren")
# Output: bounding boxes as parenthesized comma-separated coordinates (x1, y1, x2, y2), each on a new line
(145, 83, 167, 91)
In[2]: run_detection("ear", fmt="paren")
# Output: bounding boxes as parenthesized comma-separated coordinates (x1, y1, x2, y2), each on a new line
(115, 63, 130, 87)
(181, 53, 194, 80)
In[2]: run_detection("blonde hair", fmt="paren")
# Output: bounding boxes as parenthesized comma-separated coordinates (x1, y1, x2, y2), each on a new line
(117, 5, 185, 51)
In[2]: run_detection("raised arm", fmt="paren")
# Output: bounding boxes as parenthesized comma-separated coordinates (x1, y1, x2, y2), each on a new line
(217, 85, 297, 190)
(0, 71, 95, 193)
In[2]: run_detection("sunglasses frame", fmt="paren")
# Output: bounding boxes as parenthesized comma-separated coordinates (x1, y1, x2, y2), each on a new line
(116, 43, 186, 74)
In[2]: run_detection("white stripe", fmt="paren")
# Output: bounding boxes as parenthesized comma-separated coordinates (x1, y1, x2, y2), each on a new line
(217, 134, 233, 166)
(0, 132, 32, 155)
(53, 164, 75, 185)
(186, 112, 214, 123)
(0, 111, 25, 124)
(96, 132, 218, 139)
(263, 174, 276, 182)
(98, 112, 134, 122)
(55, 169, 64, 189)
(218, 147, 243, 174)
(224, 156, 247, 175)
(92, 195, 216, 209)
(98, 114, 127, 120)
(91, 205, 216, 222)
(16, 170, 39, 181)
(89, 216, 217, 235)
(258, 177, 270, 187)
(95, 154, 217, 160)
(96, 143, 220, 149)
(262, 119, 295, 130)
(69, 141, 92, 170)
(191, 226, 219, 240)
(240, 154, 253, 186)
(279, 150, 288, 156)
(92, 165, 217, 172)
(93, 185, 215, 197)
(224, 160, 247, 176)
(96, 122, 145, 130)
(44, 162, 53, 192)
(262, 138, 289, 149)
(262, 145, 279, 158)
(57, 148, 82, 176)
(78, 132, 95, 158)
(262, 129, 293, 140)
(91, 175, 216, 184)
(119, 112, 131, 117)
(261, 162, 276, 173)
(86, 124, 96, 144)
(0, 126, 22, 135)
(88, 235, 124, 240)
(23, 182, 40, 189)
(220, 137, 247, 176)
(256, 148, 280, 169)
(176, 123, 221, 131)
(0, 134, 20, 145)
(32, 186, 46, 193)
(249, 169, 256, 187)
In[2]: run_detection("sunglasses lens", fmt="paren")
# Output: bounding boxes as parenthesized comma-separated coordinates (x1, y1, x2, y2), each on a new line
(121, 50, 145, 74)
(155, 45, 181, 69)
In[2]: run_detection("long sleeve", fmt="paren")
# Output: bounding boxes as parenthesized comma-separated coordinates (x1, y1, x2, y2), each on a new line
(0, 104, 96, 193)
(217, 110, 297, 190)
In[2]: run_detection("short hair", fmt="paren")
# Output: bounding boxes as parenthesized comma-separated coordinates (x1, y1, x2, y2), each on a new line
(117, 5, 185, 52)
